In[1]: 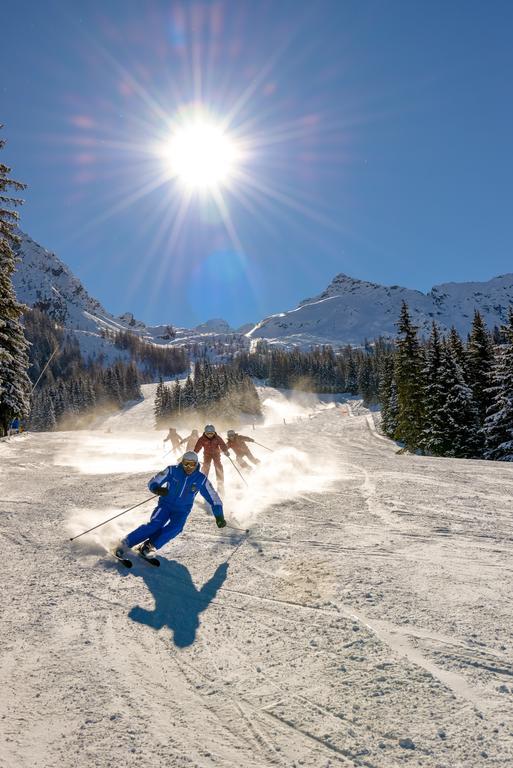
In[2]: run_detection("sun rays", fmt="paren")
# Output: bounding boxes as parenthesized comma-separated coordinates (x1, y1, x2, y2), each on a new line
(55, 2, 358, 319)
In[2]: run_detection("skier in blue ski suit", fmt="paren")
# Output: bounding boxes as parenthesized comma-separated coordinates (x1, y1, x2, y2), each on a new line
(117, 451, 226, 559)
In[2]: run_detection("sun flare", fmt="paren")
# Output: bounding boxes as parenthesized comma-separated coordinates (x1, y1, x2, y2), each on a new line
(163, 118, 239, 191)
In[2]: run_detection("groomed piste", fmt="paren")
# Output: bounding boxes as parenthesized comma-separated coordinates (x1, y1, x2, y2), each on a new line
(1, 385, 513, 767)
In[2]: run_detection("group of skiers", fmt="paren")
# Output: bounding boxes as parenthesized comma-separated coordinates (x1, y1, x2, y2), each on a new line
(164, 424, 260, 488)
(114, 424, 261, 563)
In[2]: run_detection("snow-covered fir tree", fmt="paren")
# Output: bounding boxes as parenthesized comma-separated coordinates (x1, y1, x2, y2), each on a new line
(154, 378, 168, 422)
(181, 375, 195, 413)
(0, 126, 31, 435)
(448, 326, 467, 373)
(378, 355, 398, 437)
(483, 310, 513, 461)
(422, 322, 448, 455)
(357, 355, 376, 406)
(394, 302, 425, 451)
(30, 390, 56, 431)
(467, 310, 493, 426)
(437, 339, 480, 458)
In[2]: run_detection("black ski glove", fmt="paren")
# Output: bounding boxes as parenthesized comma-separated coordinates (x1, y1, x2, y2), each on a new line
(153, 485, 168, 496)
(215, 515, 227, 528)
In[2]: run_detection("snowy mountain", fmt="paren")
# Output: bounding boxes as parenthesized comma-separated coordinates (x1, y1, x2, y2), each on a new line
(13, 230, 119, 333)
(12, 231, 247, 362)
(194, 318, 233, 333)
(13, 230, 513, 354)
(247, 272, 513, 346)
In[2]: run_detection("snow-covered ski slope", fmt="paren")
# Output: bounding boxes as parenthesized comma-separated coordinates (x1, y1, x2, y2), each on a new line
(1, 389, 513, 768)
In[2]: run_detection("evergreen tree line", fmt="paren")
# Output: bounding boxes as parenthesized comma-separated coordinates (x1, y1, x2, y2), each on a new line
(102, 328, 188, 378)
(30, 359, 142, 431)
(379, 302, 513, 461)
(154, 360, 261, 427)
(0, 126, 31, 436)
(232, 340, 393, 404)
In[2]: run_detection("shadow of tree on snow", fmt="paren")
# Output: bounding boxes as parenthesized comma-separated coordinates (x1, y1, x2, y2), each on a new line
(129, 559, 228, 648)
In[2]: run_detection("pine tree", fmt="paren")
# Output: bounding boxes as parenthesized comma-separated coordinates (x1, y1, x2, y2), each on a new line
(103, 368, 122, 406)
(154, 378, 166, 422)
(193, 361, 207, 410)
(0, 126, 31, 435)
(170, 379, 181, 415)
(422, 322, 447, 455)
(483, 311, 513, 461)
(448, 326, 467, 373)
(30, 389, 57, 432)
(467, 310, 493, 426)
(122, 361, 140, 401)
(394, 302, 425, 451)
(437, 340, 480, 458)
(181, 375, 195, 412)
(357, 356, 375, 406)
(345, 356, 358, 394)
(378, 353, 394, 436)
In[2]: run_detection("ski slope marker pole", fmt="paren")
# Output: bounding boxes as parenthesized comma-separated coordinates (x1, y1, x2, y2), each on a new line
(226, 453, 248, 486)
(69, 496, 155, 541)
(31, 346, 60, 394)
(253, 441, 273, 452)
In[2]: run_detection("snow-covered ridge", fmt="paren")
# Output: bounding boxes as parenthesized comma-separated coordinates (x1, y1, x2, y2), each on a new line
(12, 231, 246, 362)
(13, 230, 513, 353)
(248, 272, 513, 346)
(13, 231, 111, 331)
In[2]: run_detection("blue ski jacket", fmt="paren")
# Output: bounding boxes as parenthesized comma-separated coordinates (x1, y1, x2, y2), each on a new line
(148, 463, 223, 518)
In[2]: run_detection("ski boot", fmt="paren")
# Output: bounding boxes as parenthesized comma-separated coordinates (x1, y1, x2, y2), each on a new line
(136, 540, 160, 567)
(111, 540, 133, 568)
(137, 540, 156, 559)
(113, 540, 128, 559)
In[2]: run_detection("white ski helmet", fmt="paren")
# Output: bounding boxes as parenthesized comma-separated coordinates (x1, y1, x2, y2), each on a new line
(182, 451, 198, 464)
(227, 429, 236, 438)
(204, 424, 216, 434)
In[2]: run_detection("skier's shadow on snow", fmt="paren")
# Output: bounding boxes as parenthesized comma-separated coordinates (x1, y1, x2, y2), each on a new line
(128, 559, 228, 648)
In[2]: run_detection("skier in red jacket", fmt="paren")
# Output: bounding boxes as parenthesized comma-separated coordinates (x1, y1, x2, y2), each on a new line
(194, 425, 230, 490)
(226, 429, 261, 469)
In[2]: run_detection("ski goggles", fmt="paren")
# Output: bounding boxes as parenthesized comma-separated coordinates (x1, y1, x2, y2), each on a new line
(182, 459, 197, 470)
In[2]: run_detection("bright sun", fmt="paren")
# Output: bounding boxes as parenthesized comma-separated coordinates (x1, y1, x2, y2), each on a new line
(164, 119, 239, 191)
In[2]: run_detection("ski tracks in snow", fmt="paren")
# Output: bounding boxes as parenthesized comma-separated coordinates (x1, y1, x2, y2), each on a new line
(1, 405, 513, 767)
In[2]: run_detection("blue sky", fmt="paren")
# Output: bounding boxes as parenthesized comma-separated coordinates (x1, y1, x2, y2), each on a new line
(2, 0, 513, 328)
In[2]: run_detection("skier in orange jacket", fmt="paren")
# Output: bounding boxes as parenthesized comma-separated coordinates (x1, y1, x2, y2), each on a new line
(226, 430, 261, 469)
(194, 425, 230, 490)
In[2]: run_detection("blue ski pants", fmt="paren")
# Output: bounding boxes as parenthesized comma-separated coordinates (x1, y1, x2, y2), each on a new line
(124, 504, 190, 550)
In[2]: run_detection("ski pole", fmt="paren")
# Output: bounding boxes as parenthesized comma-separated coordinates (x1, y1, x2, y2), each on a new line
(226, 453, 248, 486)
(69, 496, 155, 542)
(253, 441, 273, 452)
(225, 522, 250, 533)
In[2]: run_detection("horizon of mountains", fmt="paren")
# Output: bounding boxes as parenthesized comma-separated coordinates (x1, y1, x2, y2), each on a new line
(12, 230, 513, 358)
